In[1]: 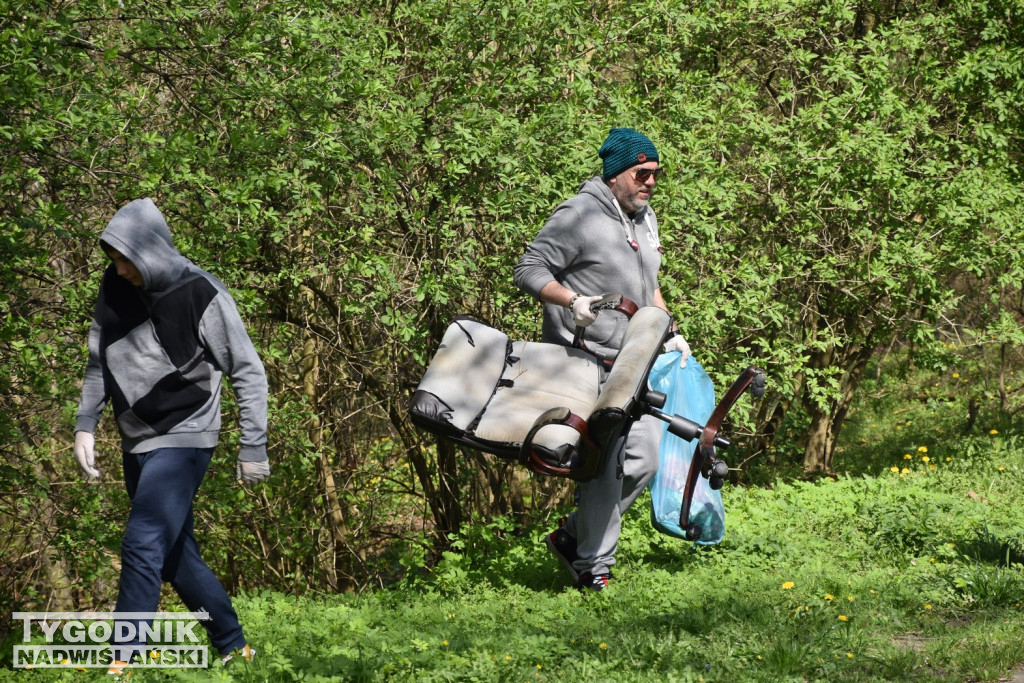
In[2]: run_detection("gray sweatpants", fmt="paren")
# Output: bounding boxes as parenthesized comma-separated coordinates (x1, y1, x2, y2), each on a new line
(563, 412, 662, 575)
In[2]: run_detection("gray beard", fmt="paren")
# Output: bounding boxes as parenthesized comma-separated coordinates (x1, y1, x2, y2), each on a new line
(620, 195, 648, 214)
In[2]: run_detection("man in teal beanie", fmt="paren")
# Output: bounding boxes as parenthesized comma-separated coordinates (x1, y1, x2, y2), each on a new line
(514, 127, 691, 591)
(599, 127, 661, 181)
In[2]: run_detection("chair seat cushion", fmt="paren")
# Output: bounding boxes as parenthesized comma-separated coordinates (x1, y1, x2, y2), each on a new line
(473, 341, 599, 450)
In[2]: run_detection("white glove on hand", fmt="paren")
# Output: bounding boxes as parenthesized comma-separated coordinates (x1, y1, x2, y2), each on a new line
(237, 459, 271, 487)
(663, 334, 692, 367)
(74, 431, 100, 480)
(571, 294, 604, 328)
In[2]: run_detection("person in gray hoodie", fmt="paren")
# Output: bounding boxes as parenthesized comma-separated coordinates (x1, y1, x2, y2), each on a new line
(72, 198, 269, 671)
(514, 128, 691, 591)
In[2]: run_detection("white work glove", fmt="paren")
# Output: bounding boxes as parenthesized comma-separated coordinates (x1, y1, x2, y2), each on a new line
(237, 459, 271, 487)
(74, 431, 101, 480)
(571, 294, 604, 328)
(663, 333, 692, 367)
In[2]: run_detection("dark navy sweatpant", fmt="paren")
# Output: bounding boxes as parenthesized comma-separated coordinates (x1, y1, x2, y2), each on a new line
(112, 447, 246, 661)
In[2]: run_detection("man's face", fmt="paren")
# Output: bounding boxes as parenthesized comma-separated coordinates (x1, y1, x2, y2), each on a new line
(109, 249, 143, 288)
(608, 161, 660, 213)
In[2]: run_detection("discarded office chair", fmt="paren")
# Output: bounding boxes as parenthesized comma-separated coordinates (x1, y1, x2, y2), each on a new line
(408, 296, 764, 538)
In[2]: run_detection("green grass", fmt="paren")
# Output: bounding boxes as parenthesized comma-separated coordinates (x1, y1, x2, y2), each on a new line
(6, 397, 1024, 681)
(198, 447, 1024, 682)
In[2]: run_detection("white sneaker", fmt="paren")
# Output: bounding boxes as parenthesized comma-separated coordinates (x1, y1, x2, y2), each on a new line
(221, 643, 256, 665)
(107, 659, 131, 677)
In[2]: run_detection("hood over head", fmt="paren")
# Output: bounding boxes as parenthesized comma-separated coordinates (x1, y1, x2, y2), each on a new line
(100, 198, 188, 291)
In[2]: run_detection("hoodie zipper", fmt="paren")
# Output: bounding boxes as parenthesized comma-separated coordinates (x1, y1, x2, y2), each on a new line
(610, 197, 656, 305)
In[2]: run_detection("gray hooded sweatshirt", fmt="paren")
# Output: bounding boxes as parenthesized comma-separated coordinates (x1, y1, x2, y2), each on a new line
(514, 176, 663, 360)
(75, 199, 268, 462)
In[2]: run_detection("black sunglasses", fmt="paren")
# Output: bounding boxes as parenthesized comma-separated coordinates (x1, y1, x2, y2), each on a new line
(630, 167, 664, 182)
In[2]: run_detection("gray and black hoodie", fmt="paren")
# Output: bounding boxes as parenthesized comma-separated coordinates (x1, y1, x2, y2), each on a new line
(514, 176, 664, 360)
(75, 199, 268, 462)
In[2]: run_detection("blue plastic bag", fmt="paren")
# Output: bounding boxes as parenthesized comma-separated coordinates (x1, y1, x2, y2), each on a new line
(647, 354, 725, 544)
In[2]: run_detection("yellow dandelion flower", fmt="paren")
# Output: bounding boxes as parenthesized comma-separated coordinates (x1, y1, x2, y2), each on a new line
(930, 557, 936, 563)
(60, 659, 69, 665)
(825, 594, 834, 601)
(443, 640, 448, 646)
(847, 652, 854, 659)
(505, 655, 511, 662)
(924, 604, 932, 610)
(990, 429, 999, 435)
(782, 581, 795, 590)
(952, 372, 960, 378)
(904, 454, 912, 460)
(537, 664, 542, 670)
(901, 467, 910, 474)
(757, 655, 763, 660)
(929, 464, 936, 470)
(838, 615, 848, 621)
(890, 466, 900, 473)
(150, 651, 160, 658)
(946, 457, 953, 462)
(847, 595, 854, 602)
(918, 446, 928, 453)
(869, 589, 876, 594)
(921, 455, 930, 463)
(600, 643, 607, 650)
(998, 466, 1005, 471)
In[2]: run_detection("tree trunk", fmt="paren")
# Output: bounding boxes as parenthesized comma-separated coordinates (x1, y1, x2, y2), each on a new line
(301, 295, 353, 592)
(435, 437, 463, 539)
(802, 341, 875, 471)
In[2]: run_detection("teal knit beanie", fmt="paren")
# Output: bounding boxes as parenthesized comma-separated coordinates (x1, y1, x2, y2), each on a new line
(599, 128, 659, 180)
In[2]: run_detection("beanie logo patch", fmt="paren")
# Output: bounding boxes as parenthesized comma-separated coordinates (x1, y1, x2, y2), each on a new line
(637, 152, 647, 162)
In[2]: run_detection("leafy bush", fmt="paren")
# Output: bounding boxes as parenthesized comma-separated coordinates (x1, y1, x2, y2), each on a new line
(2, 0, 1023, 614)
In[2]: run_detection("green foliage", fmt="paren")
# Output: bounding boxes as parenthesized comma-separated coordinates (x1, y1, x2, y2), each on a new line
(1, 0, 1022, 612)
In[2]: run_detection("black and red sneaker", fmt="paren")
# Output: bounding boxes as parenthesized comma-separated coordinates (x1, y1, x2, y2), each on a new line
(545, 528, 579, 582)
(578, 571, 612, 592)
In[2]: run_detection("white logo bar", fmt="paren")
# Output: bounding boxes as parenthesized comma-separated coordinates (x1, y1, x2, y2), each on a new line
(13, 611, 210, 620)
(13, 645, 209, 669)
(11, 612, 212, 669)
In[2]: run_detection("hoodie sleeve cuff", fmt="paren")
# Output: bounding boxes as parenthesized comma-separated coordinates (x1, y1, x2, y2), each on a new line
(75, 416, 100, 434)
(238, 444, 268, 462)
